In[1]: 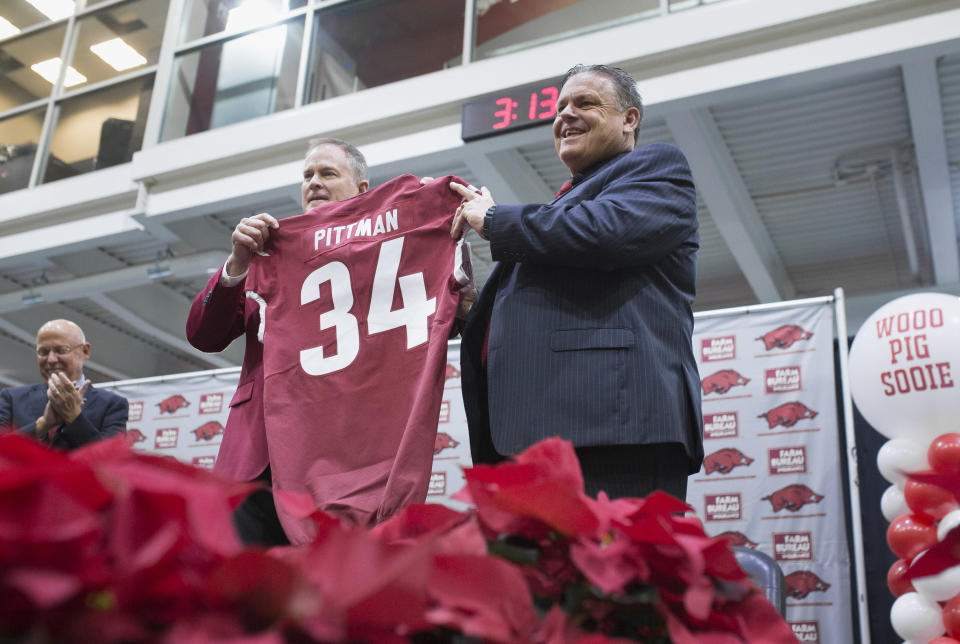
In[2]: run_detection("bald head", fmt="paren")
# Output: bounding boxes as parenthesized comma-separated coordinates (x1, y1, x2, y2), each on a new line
(36, 319, 90, 383)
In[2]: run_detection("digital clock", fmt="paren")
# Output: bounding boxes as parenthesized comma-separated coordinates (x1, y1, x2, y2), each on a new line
(461, 79, 562, 142)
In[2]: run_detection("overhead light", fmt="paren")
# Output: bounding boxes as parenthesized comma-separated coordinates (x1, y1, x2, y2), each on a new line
(22, 291, 44, 305)
(0, 17, 21, 40)
(31, 57, 86, 87)
(90, 37, 147, 71)
(225, 0, 284, 32)
(25, 0, 75, 21)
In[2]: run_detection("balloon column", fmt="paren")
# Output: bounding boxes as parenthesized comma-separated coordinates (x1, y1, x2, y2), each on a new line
(848, 293, 960, 643)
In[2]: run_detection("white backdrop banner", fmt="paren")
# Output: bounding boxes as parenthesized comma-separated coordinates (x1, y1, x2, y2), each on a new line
(692, 300, 853, 644)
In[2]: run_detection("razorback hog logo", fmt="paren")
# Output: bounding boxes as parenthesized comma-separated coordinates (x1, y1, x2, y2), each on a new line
(716, 531, 757, 548)
(445, 364, 460, 379)
(192, 421, 224, 441)
(703, 448, 754, 475)
(435, 432, 459, 454)
(762, 484, 824, 512)
(125, 428, 147, 445)
(757, 324, 813, 351)
(157, 394, 190, 414)
(785, 570, 830, 599)
(758, 402, 818, 429)
(701, 369, 750, 395)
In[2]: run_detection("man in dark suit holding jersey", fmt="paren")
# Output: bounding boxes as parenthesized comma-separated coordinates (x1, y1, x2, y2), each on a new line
(451, 64, 703, 499)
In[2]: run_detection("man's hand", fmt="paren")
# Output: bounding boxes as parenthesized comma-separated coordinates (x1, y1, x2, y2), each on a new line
(35, 401, 61, 438)
(456, 283, 478, 321)
(47, 373, 89, 425)
(450, 184, 494, 240)
(225, 213, 279, 277)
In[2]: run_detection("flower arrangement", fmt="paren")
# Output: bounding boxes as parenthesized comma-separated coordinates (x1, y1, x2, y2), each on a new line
(0, 434, 795, 643)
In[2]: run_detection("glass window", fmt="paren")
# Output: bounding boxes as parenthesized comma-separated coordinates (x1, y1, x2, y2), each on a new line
(65, 0, 168, 89)
(179, 0, 306, 44)
(305, 0, 463, 103)
(161, 18, 303, 141)
(0, 23, 68, 110)
(0, 0, 76, 34)
(0, 106, 46, 193)
(43, 73, 154, 183)
(474, 0, 659, 60)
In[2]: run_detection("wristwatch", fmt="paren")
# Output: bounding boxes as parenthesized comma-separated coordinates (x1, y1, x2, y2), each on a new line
(482, 205, 495, 240)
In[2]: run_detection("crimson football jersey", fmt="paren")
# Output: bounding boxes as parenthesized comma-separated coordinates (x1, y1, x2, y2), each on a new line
(245, 174, 468, 544)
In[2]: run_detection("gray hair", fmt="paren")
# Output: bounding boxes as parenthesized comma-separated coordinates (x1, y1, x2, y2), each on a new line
(561, 64, 643, 145)
(307, 137, 369, 185)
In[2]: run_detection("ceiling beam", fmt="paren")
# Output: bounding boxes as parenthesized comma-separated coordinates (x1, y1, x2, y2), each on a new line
(461, 150, 522, 204)
(666, 108, 796, 303)
(901, 58, 960, 285)
(87, 293, 234, 369)
(485, 148, 555, 204)
(0, 251, 225, 315)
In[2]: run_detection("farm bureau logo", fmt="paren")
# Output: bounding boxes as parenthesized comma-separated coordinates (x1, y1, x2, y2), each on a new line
(764, 366, 801, 394)
(154, 427, 179, 449)
(701, 369, 750, 395)
(700, 335, 736, 362)
(703, 412, 738, 439)
(128, 400, 144, 422)
(703, 448, 753, 475)
(198, 393, 223, 414)
(762, 484, 823, 512)
(756, 324, 813, 350)
(192, 455, 216, 470)
(704, 493, 742, 521)
(790, 620, 821, 643)
(428, 471, 446, 496)
(758, 401, 817, 428)
(768, 446, 807, 475)
(774, 531, 813, 561)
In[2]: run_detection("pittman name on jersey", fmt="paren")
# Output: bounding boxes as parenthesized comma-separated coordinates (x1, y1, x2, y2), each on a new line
(314, 208, 399, 250)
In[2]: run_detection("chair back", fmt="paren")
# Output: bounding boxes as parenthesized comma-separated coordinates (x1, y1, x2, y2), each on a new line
(732, 546, 787, 617)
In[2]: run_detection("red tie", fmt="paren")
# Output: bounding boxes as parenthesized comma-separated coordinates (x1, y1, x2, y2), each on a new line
(555, 179, 574, 198)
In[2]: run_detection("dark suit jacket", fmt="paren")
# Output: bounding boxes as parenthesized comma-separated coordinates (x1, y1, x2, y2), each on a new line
(186, 267, 268, 482)
(461, 143, 704, 473)
(0, 381, 128, 449)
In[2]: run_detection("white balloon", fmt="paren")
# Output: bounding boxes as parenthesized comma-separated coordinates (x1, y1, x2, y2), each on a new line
(882, 485, 909, 522)
(890, 592, 945, 641)
(912, 552, 960, 601)
(878, 438, 931, 487)
(849, 293, 960, 441)
(938, 509, 960, 541)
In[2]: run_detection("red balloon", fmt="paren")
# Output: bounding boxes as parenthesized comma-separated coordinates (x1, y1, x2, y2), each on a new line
(887, 558, 915, 597)
(929, 638, 960, 644)
(930, 433, 960, 474)
(905, 474, 960, 520)
(944, 594, 960, 638)
(887, 513, 938, 561)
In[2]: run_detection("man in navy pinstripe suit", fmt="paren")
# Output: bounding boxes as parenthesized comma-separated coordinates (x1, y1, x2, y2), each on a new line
(451, 64, 703, 499)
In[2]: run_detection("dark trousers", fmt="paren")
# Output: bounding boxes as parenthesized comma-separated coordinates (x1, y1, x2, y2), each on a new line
(575, 442, 690, 500)
(233, 467, 289, 547)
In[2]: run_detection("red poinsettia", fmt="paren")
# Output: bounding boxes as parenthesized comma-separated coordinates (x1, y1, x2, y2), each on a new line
(1, 432, 797, 643)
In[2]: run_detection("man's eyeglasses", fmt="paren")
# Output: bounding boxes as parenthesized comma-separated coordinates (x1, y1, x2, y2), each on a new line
(36, 344, 83, 358)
